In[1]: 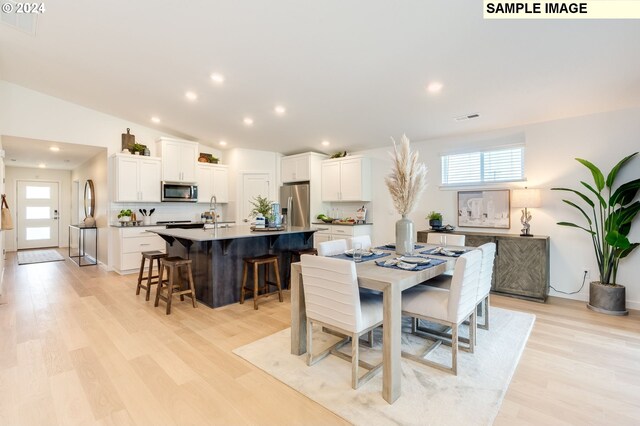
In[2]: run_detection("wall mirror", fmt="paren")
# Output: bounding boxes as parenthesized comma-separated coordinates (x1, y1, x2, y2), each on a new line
(84, 179, 95, 219)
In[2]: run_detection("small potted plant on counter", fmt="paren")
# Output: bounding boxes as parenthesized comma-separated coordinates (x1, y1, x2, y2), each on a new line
(118, 209, 132, 224)
(427, 211, 443, 229)
(249, 195, 274, 225)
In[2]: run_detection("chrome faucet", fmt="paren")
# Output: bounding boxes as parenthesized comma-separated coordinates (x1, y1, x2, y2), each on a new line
(209, 195, 218, 228)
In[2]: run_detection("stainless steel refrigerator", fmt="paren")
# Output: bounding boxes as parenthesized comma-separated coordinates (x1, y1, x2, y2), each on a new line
(280, 182, 310, 227)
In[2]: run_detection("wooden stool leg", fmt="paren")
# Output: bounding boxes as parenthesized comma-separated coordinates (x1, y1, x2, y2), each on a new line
(253, 263, 259, 310)
(273, 260, 283, 302)
(187, 264, 197, 308)
(240, 262, 248, 304)
(154, 263, 164, 307)
(178, 266, 185, 302)
(145, 257, 154, 301)
(166, 266, 174, 315)
(136, 257, 146, 295)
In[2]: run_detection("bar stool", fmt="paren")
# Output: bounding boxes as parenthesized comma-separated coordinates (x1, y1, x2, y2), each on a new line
(136, 250, 167, 301)
(240, 254, 283, 310)
(286, 248, 318, 289)
(154, 257, 197, 315)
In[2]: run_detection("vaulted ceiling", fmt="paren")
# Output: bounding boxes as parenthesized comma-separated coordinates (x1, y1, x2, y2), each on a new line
(1, 1, 639, 155)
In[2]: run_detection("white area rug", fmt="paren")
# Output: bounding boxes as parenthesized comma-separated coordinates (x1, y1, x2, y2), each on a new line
(17, 249, 65, 265)
(234, 307, 535, 426)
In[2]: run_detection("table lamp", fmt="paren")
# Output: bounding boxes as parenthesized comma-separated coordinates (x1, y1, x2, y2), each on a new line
(512, 188, 541, 237)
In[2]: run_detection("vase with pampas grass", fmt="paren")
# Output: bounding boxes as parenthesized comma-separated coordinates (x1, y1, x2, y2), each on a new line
(385, 134, 428, 255)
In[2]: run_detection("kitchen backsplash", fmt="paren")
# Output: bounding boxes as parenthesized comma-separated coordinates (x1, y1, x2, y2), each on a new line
(323, 202, 373, 222)
(110, 202, 231, 224)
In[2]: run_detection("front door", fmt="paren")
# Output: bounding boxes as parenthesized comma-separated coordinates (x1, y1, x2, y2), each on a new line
(241, 173, 271, 222)
(17, 181, 60, 250)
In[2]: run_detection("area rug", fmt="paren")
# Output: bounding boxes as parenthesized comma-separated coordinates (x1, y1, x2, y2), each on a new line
(17, 249, 65, 265)
(234, 307, 535, 426)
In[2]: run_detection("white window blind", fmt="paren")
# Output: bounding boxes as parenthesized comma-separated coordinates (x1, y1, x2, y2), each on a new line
(441, 146, 524, 186)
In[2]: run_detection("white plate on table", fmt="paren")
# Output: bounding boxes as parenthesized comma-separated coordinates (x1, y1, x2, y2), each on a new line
(398, 256, 431, 265)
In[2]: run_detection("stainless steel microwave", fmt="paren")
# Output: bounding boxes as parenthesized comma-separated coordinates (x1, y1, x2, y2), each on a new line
(161, 181, 198, 202)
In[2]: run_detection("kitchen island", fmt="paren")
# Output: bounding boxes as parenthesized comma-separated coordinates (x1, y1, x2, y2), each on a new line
(150, 225, 317, 308)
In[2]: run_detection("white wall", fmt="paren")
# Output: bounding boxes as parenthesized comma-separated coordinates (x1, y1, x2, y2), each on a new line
(355, 106, 640, 309)
(226, 148, 281, 223)
(4, 166, 72, 252)
(71, 151, 108, 264)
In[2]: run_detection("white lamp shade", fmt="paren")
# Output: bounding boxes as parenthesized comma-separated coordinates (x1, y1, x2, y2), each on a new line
(512, 188, 541, 208)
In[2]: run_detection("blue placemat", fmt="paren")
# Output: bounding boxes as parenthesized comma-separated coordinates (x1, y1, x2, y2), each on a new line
(329, 252, 391, 263)
(419, 248, 468, 258)
(374, 257, 446, 271)
(374, 244, 425, 251)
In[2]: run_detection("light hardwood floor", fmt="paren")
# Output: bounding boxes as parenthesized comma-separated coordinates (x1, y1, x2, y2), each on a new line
(0, 251, 638, 425)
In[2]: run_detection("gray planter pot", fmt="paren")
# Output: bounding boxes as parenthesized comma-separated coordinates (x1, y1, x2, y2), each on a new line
(587, 281, 628, 316)
(429, 219, 442, 229)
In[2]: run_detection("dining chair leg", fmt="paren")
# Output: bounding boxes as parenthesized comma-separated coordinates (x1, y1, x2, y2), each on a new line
(240, 262, 248, 304)
(145, 258, 155, 301)
(166, 266, 174, 315)
(469, 312, 476, 353)
(187, 264, 197, 308)
(306, 318, 313, 366)
(451, 323, 458, 376)
(351, 332, 359, 389)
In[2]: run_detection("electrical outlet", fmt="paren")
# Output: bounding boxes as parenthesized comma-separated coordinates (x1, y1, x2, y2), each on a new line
(583, 268, 591, 280)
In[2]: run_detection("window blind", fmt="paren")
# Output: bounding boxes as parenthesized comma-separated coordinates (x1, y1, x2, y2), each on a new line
(441, 146, 524, 185)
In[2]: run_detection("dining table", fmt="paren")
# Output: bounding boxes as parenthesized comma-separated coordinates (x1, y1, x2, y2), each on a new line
(289, 245, 465, 404)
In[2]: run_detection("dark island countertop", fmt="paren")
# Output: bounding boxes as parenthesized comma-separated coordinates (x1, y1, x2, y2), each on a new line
(149, 225, 316, 242)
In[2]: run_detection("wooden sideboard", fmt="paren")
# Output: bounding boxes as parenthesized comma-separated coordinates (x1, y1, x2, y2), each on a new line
(417, 229, 550, 302)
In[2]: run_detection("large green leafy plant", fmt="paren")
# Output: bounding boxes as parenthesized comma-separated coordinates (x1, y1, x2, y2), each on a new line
(552, 152, 640, 285)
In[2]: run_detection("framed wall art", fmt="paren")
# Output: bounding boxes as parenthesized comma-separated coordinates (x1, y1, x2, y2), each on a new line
(458, 189, 510, 229)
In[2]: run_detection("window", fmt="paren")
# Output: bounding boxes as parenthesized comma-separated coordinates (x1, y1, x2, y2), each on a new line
(26, 227, 50, 240)
(441, 146, 524, 186)
(25, 186, 51, 199)
(26, 207, 50, 220)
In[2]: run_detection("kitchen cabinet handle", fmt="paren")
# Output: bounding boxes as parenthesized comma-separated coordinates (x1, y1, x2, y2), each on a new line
(140, 243, 150, 246)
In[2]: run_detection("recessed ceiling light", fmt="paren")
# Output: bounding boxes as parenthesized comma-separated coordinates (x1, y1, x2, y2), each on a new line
(49, 146, 60, 152)
(321, 140, 330, 146)
(151, 116, 161, 123)
(426, 82, 443, 93)
(274, 105, 286, 115)
(219, 140, 227, 146)
(243, 117, 254, 126)
(38, 163, 46, 168)
(185, 91, 198, 101)
(210, 73, 225, 84)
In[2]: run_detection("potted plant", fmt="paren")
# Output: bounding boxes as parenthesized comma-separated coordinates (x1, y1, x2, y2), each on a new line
(552, 152, 639, 315)
(249, 195, 274, 224)
(427, 211, 443, 229)
(118, 209, 132, 222)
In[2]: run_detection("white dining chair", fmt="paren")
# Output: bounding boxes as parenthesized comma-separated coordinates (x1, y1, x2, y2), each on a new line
(401, 249, 482, 375)
(300, 254, 383, 389)
(476, 242, 496, 331)
(348, 235, 372, 250)
(426, 233, 466, 247)
(317, 239, 348, 256)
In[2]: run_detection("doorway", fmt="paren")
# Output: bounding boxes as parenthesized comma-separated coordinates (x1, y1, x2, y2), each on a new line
(241, 172, 272, 222)
(16, 181, 60, 249)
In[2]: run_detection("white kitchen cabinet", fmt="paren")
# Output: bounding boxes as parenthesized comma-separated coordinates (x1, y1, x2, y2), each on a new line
(111, 226, 166, 274)
(313, 224, 372, 249)
(321, 156, 371, 202)
(197, 163, 229, 203)
(113, 154, 161, 202)
(281, 153, 319, 183)
(156, 137, 198, 182)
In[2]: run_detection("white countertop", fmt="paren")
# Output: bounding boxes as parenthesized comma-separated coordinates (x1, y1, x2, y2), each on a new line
(149, 225, 317, 242)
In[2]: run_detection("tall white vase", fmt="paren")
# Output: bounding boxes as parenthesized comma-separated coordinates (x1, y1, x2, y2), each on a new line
(395, 215, 415, 255)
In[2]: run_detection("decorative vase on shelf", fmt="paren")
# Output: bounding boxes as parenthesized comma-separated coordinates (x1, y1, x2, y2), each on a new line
(395, 215, 414, 255)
